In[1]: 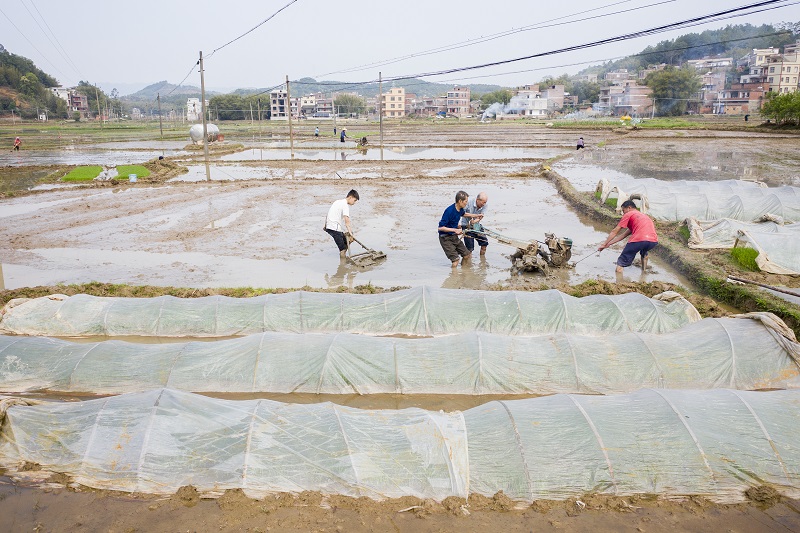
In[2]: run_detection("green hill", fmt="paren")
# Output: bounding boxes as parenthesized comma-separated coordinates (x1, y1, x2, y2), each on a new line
(578, 22, 799, 79)
(0, 43, 67, 118)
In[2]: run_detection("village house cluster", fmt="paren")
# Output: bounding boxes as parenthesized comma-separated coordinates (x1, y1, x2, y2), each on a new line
(594, 38, 800, 116)
(254, 37, 800, 122)
(40, 40, 800, 122)
(262, 85, 475, 120)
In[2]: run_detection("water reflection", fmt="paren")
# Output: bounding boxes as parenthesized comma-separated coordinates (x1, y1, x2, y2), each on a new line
(555, 139, 800, 189)
(219, 146, 568, 162)
(325, 258, 357, 288)
(441, 255, 490, 289)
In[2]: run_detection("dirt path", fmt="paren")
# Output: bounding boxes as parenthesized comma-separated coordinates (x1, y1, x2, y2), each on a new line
(2, 481, 799, 533)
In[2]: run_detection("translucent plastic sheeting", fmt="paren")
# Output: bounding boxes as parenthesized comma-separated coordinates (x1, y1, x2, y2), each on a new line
(466, 388, 800, 502)
(685, 217, 800, 249)
(597, 178, 800, 222)
(0, 388, 468, 500)
(0, 288, 700, 338)
(2, 388, 800, 502)
(735, 230, 800, 275)
(1, 314, 797, 395)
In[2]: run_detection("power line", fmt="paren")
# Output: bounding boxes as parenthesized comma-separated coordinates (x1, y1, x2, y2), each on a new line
(420, 29, 795, 86)
(315, 0, 678, 78)
(170, 0, 796, 113)
(28, 0, 84, 80)
(208, 0, 300, 59)
(160, 1, 301, 103)
(248, 4, 800, 100)
(163, 61, 201, 98)
(380, 0, 796, 82)
(0, 5, 68, 80)
(19, 0, 83, 81)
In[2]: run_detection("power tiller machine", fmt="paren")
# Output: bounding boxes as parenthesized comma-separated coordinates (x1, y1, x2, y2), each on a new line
(464, 222, 573, 275)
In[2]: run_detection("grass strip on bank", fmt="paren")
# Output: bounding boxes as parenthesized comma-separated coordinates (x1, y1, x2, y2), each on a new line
(0, 281, 401, 309)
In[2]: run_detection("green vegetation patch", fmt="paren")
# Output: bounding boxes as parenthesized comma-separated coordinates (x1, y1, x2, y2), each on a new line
(594, 189, 617, 208)
(116, 165, 151, 178)
(638, 118, 709, 129)
(730, 247, 760, 271)
(62, 165, 102, 181)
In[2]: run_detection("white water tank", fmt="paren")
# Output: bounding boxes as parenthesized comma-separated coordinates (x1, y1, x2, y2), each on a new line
(189, 123, 220, 143)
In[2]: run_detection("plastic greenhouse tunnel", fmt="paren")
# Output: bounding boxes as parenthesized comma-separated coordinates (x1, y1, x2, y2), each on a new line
(596, 177, 800, 222)
(0, 288, 700, 337)
(0, 313, 797, 395)
(1, 388, 799, 503)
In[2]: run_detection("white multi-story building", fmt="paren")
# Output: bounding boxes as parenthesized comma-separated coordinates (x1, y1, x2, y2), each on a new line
(687, 57, 733, 70)
(511, 85, 548, 117)
(508, 84, 566, 116)
(270, 89, 290, 119)
(299, 94, 316, 117)
(765, 40, 800, 94)
(50, 87, 71, 102)
(739, 47, 781, 83)
(187, 98, 205, 121)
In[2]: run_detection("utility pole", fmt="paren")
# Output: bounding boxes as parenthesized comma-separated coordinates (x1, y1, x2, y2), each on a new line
(249, 102, 254, 126)
(257, 98, 262, 135)
(286, 75, 294, 158)
(199, 51, 211, 181)
(651, 97, 656, 119)
(378, 71, 384, 148)
(94, 85, 103, 129)
(378, 71, 384, 163)
(157, 93, 164, 139)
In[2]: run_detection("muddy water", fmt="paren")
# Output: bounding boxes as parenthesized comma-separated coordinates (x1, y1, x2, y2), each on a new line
(555, 135, 800, 189)
(0, 178, 685, 290)
(170, 160, 540, 182)
(0, 147, 185, 167)
(216, 146, 568, 161)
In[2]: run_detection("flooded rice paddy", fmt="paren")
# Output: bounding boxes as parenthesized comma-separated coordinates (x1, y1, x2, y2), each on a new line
(215, 146, 568, 161)
(0, 178, 684, 290)
(1, 124, 797, 291)
(554, 133, 800, 190)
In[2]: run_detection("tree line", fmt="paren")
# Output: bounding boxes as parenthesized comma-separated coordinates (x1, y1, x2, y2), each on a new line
(761, 92, 800, 124)
(0, 44, 67, 118)
(207, 93, 370, 120)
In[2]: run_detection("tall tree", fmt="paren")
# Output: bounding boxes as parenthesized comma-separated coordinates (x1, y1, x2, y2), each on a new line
(760, 92, 800, 124)
(570, 81, 601, 105)
(644, 66, 701, 116)
(76, 81, 110, 118)
(539, 73, 572, 93)
(478, 89, 513, 109)
(334, 94, 366, 116)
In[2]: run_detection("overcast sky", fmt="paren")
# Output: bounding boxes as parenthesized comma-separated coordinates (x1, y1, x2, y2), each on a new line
(1, 0, 798, 95)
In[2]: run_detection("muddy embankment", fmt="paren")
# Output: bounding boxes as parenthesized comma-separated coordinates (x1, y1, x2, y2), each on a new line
(543, 164, 800, 336)
(2, 475, 799, 533)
